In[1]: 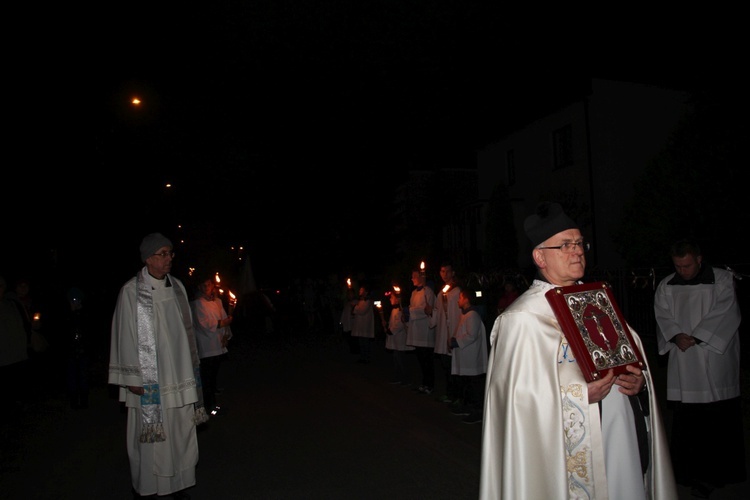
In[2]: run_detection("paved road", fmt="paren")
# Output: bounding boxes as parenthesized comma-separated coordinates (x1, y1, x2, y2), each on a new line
(2, 329, 748, 499)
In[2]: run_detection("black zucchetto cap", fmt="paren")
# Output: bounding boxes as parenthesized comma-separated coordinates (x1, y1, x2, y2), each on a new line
(523, 202, 579, 247)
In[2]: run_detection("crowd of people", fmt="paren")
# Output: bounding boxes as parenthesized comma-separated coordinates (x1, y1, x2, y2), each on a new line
(335, 261, 491, 425)
(3, 203, 746, 499)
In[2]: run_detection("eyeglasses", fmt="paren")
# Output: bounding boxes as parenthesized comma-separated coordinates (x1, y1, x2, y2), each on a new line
(152, 251, 175, 259)
(537, 241, 590, 253)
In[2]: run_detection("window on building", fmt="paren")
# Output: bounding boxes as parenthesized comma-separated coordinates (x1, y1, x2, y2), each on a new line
(552, 124, 573, 169)
(506, 149, 515, 185)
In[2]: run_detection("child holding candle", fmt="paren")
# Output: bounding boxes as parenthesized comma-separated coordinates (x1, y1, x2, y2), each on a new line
(385, 290, 414, 385)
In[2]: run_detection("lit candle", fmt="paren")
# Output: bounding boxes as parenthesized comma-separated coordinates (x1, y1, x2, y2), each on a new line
(420, 261, 426, 277)
(347, 278, 352, 289)
(392, 285, 403, 311)
(375, 300, 386, 327)
(441, 284, 450, 320)
(228, 290, 237, 314)
(32, 312, 41, 329)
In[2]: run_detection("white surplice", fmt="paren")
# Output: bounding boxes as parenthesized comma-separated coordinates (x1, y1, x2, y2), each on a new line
(109, 268, 200, 496)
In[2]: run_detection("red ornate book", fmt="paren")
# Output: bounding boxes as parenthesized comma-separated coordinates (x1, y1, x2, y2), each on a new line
(545, 281, 646, 383)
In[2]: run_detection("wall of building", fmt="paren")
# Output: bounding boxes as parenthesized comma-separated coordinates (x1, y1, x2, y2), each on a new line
(476, 78, 692, 270)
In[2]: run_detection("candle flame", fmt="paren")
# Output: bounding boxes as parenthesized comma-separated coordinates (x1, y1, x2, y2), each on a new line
(229, 290, 236, 300)
(420, 261, 425, 270)
(346, 278, 352, 288)
(215, 273, 221, 284)
(442, 284, 451, 293)
(393, 285, 401, 294)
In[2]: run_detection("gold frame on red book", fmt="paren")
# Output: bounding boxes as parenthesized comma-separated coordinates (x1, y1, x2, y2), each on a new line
(545, 281, 645, 382)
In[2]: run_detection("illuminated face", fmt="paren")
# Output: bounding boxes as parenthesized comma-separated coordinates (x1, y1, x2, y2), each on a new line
(411, 272, 421, 285)
(533, 229, 586, 287)
(440, 265, 454, 284)
(199, 279, 216, 298)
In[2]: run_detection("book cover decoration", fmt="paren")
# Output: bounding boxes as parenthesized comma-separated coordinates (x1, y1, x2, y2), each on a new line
(545, 281, 645, 382)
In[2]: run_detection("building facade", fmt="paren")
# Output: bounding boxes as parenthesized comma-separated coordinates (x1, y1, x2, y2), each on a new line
(476, 78, 692, 270)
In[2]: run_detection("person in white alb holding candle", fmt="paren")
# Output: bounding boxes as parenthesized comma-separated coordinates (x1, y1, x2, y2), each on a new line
(406, 268, 436, 394)
(191, 271, 233, 416)
(429, 260, 462, 405)
(384, 289, 414, 385)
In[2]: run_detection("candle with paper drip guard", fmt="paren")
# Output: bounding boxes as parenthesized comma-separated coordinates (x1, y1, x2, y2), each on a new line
(441, 284, 451, 320)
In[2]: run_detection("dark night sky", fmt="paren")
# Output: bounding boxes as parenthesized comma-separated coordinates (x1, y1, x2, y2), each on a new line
(5, 5, 741, 290)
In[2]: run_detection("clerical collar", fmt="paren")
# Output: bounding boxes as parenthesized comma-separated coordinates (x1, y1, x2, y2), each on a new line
(147, 273, 172, 288)
(667, 263, 714, 286)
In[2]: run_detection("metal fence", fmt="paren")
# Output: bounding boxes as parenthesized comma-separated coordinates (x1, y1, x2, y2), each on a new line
(466, 263, 749, 351)
(586, 267, 664, 341)
(589, 265, 750, 346)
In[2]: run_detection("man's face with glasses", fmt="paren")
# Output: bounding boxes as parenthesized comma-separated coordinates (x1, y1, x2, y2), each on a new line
(146, 246, 174, 278)
(533, 229, 587, 286)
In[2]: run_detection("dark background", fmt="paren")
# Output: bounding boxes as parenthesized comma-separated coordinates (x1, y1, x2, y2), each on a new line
(5, 6, 742, 295)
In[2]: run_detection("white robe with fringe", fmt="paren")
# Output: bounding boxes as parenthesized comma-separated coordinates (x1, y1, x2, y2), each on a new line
(108, 268, 200, 496)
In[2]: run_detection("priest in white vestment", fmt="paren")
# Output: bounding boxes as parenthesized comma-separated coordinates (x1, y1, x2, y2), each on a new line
(109, 233, 207, 499)
(479, 203, 677, 500)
